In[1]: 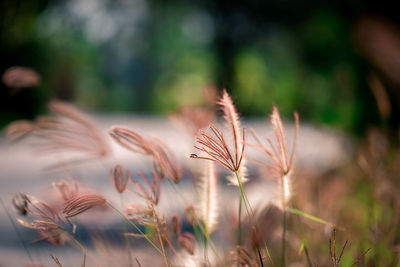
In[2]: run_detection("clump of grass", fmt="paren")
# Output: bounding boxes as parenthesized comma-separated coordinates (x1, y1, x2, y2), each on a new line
(4, 89, 386, 267)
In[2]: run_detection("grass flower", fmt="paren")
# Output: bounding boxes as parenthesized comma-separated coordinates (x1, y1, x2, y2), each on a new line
(110, 126, 181, 182)
(191, 90, 247, 184)
(16, 195, 66, 245)
(125, 204, 154, 226)
(63, 194, 106, 218)
(191, 122, 245, 173)
(250, 105, 299, 207)
(250, 105, 299, 266)
(191, 89, 249, 249)
(218, 89, 248, 185)
(110, 164, 130, 194)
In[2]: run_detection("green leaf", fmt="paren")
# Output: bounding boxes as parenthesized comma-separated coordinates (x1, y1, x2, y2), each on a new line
(287, 208, 344, 230)
(298, 240, 305, 255)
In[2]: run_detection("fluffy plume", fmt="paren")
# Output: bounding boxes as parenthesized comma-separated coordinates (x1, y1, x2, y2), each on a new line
(269, 106, 297, 175)
(198, 161, 218, 234)
(218, 89, 248, 185)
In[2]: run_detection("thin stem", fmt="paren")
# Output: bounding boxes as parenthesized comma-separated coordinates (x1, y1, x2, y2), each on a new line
(280, 173, 287, 267)
(234, 172, 274, 267)
(204, 229, 209, 266)
(0, 198, 34, 264)
(238, 190, 242, 246)
(281, 210, 287, 267)
(235, 171, 246, 267)
(120, 194, 133, 267)
(107, 202, 164, 255)
(257, 247, 264, 267)
(234, 172, 252, 217)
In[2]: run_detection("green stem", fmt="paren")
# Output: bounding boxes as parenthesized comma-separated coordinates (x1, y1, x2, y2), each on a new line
(234, 172, 252, 217)
(238, 190, 242, 246)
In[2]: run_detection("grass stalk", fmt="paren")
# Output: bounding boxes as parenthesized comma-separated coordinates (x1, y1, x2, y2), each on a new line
(120, 194, 133, 267)
(151, 204, 170, 267)
(281, 209, 287, 267)
(238, 190, 242, 246)
(203, 228, 209, 265)
(281, 175, 287, 267)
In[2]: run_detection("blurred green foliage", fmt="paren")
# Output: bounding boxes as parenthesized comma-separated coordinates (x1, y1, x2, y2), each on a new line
(0, 1, 380, 133)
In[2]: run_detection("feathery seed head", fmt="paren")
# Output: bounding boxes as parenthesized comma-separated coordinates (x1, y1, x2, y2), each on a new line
(250, 105, 299, 177)
(192, 123, 245, 172)
(192, 90, 247, 185)
(125, 204, 153, 226)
